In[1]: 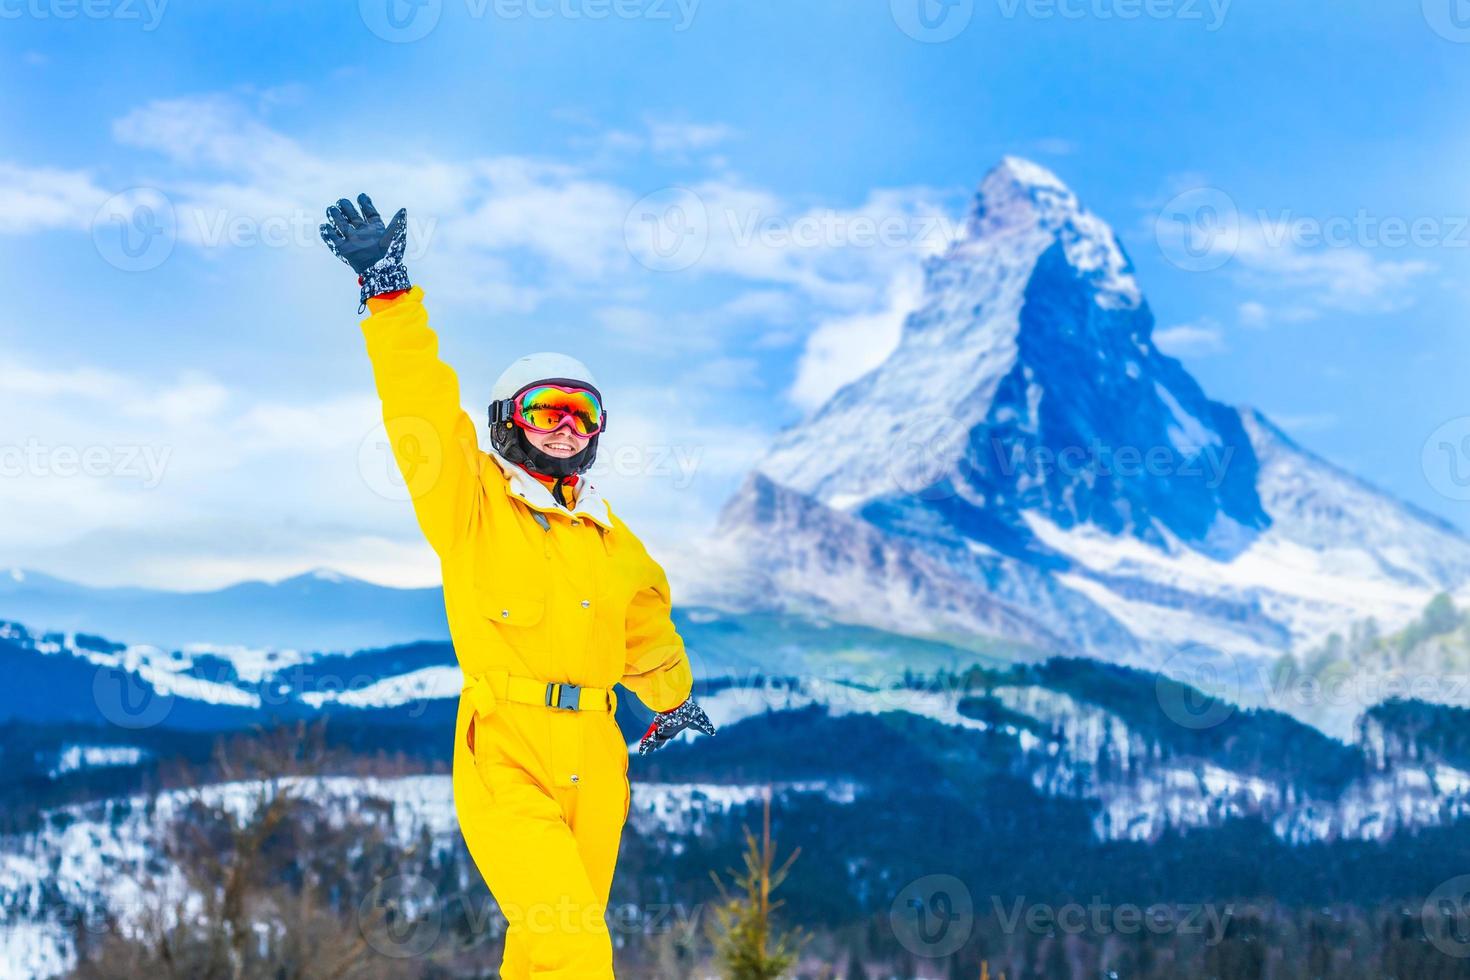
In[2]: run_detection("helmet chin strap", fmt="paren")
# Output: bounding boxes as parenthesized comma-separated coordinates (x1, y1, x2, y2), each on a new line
(513, 427, 594, 480)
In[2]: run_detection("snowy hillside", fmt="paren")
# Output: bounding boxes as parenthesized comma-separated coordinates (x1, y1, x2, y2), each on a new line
(695, 158, 1470, 678)
(7, 588, 1470, 976)
(690, 668, 1470, 844)
(0, 774, 851, 978)
(8, 663, 1470, 977)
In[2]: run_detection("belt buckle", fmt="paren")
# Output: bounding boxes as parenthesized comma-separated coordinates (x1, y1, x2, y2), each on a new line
(546, 682, 581, 711)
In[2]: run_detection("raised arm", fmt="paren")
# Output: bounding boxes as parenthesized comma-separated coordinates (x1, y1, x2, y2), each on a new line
(321, 195, 484, 555)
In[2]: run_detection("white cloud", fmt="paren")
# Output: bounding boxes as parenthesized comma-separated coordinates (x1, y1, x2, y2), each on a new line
(787, 263, 926, 411)
(1155, 319, 1225, 356)
(25, 96, 952, 326)
(0, 162, 108, 234)
(580, 383, 770, 558)
(1271, 412, 1339, 433)
(1237, 300, 1319, 328)
(595, 306, 666, 349)
(684, 356, 764, 390)
(720, 289, 799, 325)
(1238, 301, 1269, 328)
(102, 95, 636, 306)
(1230, 220, 1432, 316)
(114, 94, 311, 174)
(646, 120, 738, 157)
(0, 93, 969, 589)
(1031, 137, 1079, 156)
(0, 345, 412, 586)
(1148, 177, 1436, 324)
(578, 117, 737, 163)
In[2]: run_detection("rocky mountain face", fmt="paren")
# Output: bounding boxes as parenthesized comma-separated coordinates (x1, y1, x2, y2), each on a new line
(698, 158, 1470, 680)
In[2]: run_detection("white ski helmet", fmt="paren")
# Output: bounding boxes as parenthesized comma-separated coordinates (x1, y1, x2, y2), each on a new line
(490, 352, 601, 402)
(487, 351, 605, 480)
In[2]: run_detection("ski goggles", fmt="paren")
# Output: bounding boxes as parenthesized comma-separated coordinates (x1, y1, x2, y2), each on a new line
(510, 383, 605, 437)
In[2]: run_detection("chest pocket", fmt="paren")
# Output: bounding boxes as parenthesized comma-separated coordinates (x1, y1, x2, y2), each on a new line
(474, 583, 550, 679)
(478, 590, 545, 627)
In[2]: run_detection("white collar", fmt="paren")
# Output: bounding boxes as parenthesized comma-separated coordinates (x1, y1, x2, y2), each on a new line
(486, 446, 613, 529)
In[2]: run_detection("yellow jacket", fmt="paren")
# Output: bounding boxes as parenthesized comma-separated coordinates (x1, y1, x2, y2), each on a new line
(361, 287, 693, 779)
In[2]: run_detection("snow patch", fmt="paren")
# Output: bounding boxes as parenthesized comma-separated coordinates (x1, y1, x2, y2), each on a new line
(1154, 382, 1220, 456)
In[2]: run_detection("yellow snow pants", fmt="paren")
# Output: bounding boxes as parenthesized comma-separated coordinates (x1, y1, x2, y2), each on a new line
(452, 680, 630, 977)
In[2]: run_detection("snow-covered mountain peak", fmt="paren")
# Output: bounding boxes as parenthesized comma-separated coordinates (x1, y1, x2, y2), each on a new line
(300, 568, 351, 584)
(966, 156, 1079, 236)
(955, 156, 1141, 311)
(760, 158, 1240, 537)
(727, 160, 1470, 680)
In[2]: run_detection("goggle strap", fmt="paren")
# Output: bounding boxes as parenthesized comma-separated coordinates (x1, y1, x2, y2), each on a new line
(513, 378, 603, 404)
(489, 398, 512, 425)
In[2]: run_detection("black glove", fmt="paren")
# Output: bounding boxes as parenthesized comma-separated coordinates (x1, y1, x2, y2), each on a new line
(638, 698, 717, 755)
(319, 193, 410, 309)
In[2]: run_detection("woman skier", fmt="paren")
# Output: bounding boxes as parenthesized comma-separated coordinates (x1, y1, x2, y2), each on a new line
(320, 194, 717, 978)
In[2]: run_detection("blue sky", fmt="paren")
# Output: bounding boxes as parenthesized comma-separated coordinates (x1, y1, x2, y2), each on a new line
(2, 0, 1468, 589)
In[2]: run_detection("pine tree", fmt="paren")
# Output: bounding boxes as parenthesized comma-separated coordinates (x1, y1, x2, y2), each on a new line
(708, 789, 806, 979)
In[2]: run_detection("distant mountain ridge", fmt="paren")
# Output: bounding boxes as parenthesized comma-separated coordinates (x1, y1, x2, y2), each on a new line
(0, 567, 447, 652)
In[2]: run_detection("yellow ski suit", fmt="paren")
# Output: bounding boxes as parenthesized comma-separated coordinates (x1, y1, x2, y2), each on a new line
(360, 288, 693, 978)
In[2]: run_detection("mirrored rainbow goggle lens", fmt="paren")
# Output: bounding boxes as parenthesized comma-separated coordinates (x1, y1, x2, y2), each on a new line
(515, 385, 604, 435)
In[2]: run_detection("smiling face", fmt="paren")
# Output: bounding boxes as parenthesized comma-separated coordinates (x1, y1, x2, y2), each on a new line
(523, 421, 590, 458)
